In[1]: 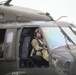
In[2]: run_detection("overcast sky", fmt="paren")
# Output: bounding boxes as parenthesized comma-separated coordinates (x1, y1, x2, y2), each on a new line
(10, 0, 76, 25)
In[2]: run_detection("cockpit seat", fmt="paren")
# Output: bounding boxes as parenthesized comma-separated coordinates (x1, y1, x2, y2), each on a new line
(19, 34, 32, 68)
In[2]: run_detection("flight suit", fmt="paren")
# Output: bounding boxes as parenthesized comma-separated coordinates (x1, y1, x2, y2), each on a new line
(31, 37, 49, 61)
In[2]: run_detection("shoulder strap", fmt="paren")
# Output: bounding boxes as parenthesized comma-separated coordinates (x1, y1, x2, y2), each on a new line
(36, 39, 44, 47)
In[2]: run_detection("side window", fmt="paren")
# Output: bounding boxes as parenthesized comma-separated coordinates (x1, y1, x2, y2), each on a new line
(4, 29, 17, 60)
(0, 29, 6, 58)
(5, 32, 14, 58)
(19, 27, 49, 68)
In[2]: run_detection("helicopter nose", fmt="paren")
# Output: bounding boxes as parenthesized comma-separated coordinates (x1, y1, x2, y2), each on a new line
(52, 51, 75, 75)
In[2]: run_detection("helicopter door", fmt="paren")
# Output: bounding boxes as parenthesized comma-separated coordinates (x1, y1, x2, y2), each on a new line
(4, 29, 17, 60)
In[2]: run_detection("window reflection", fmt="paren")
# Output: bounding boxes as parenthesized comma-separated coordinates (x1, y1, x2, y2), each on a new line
(6, 32, 13, 58)
(6, 32, 13, 43)
(42, 27, 72, 49)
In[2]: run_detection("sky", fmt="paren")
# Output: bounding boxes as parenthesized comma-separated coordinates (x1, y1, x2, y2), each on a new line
(10, 0, 76, 25)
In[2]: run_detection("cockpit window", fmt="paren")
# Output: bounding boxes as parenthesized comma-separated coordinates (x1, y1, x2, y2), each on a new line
(5, 32, 14, 58)
(41, 27, 73, 49)
(61, 27, 76, 44)
(42, 27, 75, 75)
(6, 32, 13, 43)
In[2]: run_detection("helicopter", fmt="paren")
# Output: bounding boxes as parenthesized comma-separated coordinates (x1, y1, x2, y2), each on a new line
(0, 0, 76, 75)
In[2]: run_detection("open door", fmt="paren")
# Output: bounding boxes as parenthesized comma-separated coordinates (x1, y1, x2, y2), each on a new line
(19, 27, 49, 68)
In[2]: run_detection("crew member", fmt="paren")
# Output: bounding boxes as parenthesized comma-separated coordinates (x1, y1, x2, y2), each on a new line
(31, 28, 49, 61)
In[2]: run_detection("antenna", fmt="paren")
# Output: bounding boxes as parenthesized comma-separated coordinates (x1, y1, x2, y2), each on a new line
(56, 16, 67, 22)
(4, 0, 12, 6)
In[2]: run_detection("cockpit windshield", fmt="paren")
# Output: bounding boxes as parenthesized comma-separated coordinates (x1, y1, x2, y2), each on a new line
(41, 27, 76, 49)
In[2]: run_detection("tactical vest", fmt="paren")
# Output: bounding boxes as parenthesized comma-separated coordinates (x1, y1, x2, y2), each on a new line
(33, 38, 49, 61)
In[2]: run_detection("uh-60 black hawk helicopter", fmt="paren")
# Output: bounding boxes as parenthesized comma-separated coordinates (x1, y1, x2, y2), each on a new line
(0, 0, 76, 75)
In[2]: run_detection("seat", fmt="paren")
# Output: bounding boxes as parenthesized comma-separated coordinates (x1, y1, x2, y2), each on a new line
(19, 34, 32, 68)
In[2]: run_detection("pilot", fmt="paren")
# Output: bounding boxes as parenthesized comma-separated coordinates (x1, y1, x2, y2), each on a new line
(31, 28, 49, 61)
